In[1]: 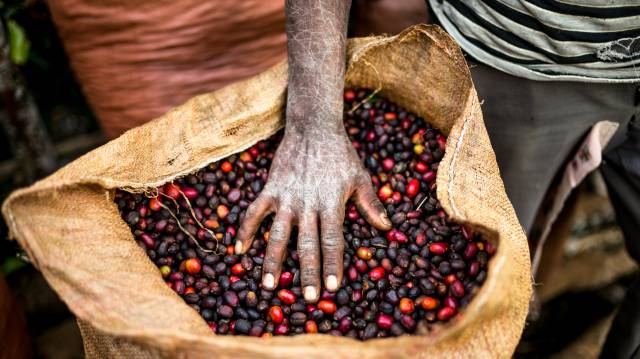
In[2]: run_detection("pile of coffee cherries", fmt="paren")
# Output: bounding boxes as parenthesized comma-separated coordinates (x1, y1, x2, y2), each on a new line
(116, 89, 495, 339)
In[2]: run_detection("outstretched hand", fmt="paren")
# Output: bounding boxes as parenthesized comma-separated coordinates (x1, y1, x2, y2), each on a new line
(235, 0, 371, 302)
(235, 120, 391, 302)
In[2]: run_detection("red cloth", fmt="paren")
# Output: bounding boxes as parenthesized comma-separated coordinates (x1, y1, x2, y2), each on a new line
(47, 0, 286, 138)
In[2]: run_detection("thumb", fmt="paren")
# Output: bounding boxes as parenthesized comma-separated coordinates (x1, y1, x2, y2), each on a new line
(353, 177, 392, 230)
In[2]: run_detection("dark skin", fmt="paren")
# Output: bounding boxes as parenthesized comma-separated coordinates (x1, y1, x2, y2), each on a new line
(235, 0, 391, 302)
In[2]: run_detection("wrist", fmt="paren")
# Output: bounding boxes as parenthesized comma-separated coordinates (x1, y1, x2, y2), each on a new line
(285, 97, 344, 135)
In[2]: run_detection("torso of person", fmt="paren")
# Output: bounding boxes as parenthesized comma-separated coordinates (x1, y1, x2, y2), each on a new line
(429, 0, 640, 83)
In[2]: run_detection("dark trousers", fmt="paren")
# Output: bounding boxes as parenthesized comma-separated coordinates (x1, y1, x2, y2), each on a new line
(469, 62, 640, 358)
(600, 122, 640, 359)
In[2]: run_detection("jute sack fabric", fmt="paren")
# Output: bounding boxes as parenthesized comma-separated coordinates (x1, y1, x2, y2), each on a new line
(46, 0, 286, 139)
(2, 25, 531, 358)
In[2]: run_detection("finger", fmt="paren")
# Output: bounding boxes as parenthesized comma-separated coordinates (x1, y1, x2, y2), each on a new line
(354, 177, 392, 230)
(235, 194, 273, 254)
(297, 212, 321, 302)
(320, 208, 345, 292)
(262, 210, 293, 290)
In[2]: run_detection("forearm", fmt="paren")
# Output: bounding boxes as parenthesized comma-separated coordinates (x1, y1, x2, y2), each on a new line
(285, 0, 352, 134)
(239, 1, 390, 299)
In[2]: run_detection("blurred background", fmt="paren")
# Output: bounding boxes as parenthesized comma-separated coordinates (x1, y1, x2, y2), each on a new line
(0, 1, 637, 358)
(0, 1, 102, 357)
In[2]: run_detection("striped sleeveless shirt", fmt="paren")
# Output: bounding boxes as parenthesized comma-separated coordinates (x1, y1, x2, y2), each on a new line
(429, 0, 640, 83)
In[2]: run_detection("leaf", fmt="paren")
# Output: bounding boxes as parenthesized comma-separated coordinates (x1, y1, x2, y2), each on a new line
(7, 19, 30, 65)
(1, 256, 27, 275)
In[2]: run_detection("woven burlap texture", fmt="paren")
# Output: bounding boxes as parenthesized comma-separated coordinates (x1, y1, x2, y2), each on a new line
(2, 25, 531, 358)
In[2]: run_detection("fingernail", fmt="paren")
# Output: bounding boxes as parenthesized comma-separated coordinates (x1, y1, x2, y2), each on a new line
(326, 275, 338, 291)
(234, 241, 243, 254)
(303, 286, 317, 302)
(381, 212, 392, 227)
(263, 273, 275, 289)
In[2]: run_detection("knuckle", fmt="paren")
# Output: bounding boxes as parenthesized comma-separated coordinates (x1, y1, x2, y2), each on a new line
(245, 203, 260, 216)
(257, 195, 275, 211)
(236, 227, 249, 240)
(298, 236, 318, 254)
(324, 202, 343, 216)
(263, 256, 281, 269)
(237, 223, 256, 240)
(277, 205, 295, 218)
(268, 229, 285, 243)
(357, 173, 372, 187)
(322, 228, 344, 243)
(268, 222, 289, 243)
(251, 195, 269, 211)
(322, 237, 345, 255)
(354, 200, 370, 214)
(324, 256, 342, 267)
(368, 198, 384, 212)
(301, 266, 320, 280)
(355, 195, 383, 217)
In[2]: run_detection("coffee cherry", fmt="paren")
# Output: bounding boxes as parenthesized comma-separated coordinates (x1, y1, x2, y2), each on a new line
(437, 306, 456, 321)
(344, 89, 356, 102)
(376, 314, 393, 330)
(406, 179, 420, 198)
(377, 184, 393, 201)
(429, 242, 448, 255)
(231, 263, 245, 276)
(436, 134, 447, 150)
(149, 197, 163, 211)
(382, 158, 395, 172)
(421, 296, 439, 310)
(279, 271, 294, 288)
(268, 306, 284, 324)
(369, 267, 385, 281)
(399, 298, 415, 314)
(221, 161, 233, 173)
(317, 300, 337, 315)
(274, 323, 289, 335)
(116, 88, 494, 340)
(182, 187, 198, 200)
(277, 289, 296, 305)
(356, 247, 373, 260)
(216, 205, 229, 220)
(184, 258, 201, 275)
(423, 171, 437, 183)
(163, 183, 181, 200)
(415, 162, 429, 173)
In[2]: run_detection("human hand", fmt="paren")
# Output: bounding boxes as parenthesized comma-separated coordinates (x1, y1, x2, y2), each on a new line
(235, 118, 391, 302)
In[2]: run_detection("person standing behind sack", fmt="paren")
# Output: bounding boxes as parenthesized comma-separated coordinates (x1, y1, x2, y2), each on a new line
(235, 1, 640, 358)
(425, 2, 640, 358)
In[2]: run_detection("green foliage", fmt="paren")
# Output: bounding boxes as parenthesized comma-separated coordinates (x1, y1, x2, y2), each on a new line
(0, 256, 27, 275)
(7, 18, 30, 65)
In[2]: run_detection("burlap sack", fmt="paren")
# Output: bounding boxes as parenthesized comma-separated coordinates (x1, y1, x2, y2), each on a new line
(47, 0, 286, 139)
(2, 25, 531, 358)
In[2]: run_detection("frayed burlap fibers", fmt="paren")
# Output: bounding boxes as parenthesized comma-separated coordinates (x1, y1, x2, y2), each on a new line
(2, 25, 530, 358)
